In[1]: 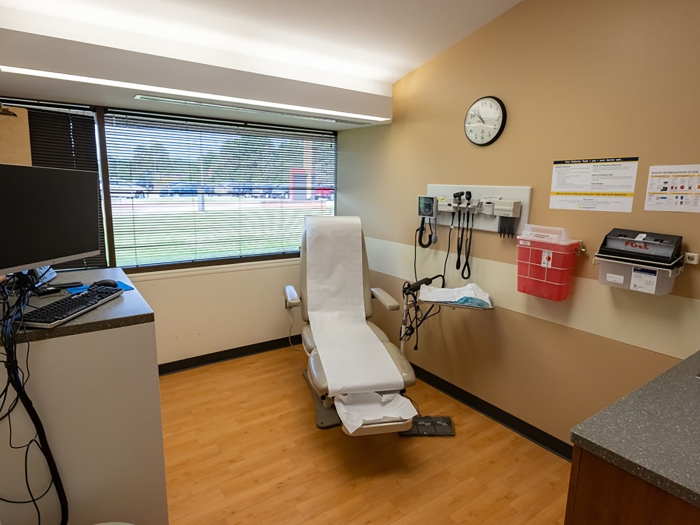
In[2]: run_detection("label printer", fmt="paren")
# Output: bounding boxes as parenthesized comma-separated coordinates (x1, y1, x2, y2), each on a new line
(594, 228, 683, 296)
(597, 228, 683, 268)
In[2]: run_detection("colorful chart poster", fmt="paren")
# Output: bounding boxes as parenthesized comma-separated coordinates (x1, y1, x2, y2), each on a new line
(644, 164, 700, 212)
(550, 157, 638, 212)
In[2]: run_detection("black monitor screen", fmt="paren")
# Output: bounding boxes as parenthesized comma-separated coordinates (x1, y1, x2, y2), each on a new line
(0, 163, 100, 274)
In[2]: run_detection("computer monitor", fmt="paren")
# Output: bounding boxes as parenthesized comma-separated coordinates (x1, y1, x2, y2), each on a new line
(0, 163, 100, 275)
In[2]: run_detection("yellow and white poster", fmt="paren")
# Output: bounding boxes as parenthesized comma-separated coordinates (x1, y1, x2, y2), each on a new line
(644, 164, 700, 213)
(549, 157, 638, 212)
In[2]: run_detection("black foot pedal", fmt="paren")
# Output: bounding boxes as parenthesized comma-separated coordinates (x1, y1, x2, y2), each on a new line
(399, 416, 455, 437)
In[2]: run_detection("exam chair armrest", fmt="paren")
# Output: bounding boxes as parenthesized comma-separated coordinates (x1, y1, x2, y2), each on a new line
(284, 285, 301, 309)
(371, 288, 400, 311)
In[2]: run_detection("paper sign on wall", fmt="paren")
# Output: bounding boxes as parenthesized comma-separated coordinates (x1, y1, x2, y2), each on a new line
(549, 157, 638, 212)
(644, 164, 700, 212)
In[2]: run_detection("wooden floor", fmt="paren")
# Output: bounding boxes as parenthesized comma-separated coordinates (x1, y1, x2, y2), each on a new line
(160, 346, 570, 525)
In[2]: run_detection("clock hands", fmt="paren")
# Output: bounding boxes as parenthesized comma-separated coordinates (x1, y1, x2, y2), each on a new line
(469, 109, 486, 124)
(466, 123, 499, 129)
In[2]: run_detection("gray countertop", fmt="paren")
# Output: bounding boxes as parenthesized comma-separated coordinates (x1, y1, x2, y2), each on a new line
(15, 268, 154, 344)
(571, 350, 700, 508)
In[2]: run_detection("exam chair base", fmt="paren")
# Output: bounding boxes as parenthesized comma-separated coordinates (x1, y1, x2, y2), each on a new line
(302, 370, 342, 429)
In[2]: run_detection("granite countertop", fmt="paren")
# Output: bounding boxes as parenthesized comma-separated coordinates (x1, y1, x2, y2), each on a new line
(571, 350, 700, 509)
(14, 268, 154, 344)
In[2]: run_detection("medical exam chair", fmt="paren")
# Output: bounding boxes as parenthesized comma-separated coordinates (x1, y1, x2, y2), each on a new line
(284, 218, 416, 436)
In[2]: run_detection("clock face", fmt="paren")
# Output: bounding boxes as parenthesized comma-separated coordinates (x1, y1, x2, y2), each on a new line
(464, 96, 507, 146)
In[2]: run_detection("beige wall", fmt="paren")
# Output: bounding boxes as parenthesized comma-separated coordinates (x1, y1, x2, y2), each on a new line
(0, 106, 31, 166)
(370, 271, 678, 443)
(130, 260, 304, 365)
(338, 0, 699, 441)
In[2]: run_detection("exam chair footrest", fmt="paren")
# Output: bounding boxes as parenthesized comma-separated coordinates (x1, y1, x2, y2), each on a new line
(342, 418, 413, 436)
(302, 370, 342, 429)
(399, 416, 455, 437)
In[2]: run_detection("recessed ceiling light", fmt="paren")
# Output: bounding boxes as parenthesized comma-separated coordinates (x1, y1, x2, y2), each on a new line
(0, 65, 391, 123)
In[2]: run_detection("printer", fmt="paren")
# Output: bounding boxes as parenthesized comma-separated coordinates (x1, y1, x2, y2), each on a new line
(597, 228, 683, 268)
(594, 228, 683, 296)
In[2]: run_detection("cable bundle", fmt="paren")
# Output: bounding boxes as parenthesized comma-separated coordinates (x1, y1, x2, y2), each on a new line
(400, 275, 444, 351)
(1, 273, 69, 525)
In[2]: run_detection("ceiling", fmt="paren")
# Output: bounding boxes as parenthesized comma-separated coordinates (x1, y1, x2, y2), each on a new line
(0, 0, 523, 129)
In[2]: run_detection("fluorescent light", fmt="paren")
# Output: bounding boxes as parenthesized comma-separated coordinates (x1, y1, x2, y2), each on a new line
(133, 94, 340, 123)
(0, 65, 391, 123)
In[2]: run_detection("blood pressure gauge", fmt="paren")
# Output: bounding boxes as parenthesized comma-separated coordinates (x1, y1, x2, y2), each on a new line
(418, 196, 438, 218)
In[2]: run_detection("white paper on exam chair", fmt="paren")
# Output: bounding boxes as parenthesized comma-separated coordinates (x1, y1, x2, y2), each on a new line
(305, 216, 405, 397)
(419, 283, 493, 308)
(335, 393, 417, 434)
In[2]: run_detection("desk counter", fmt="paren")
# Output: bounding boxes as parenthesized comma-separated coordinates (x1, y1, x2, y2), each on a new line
(571, 349, 700, 509)
(19, 268, 154, 343)
(0, 267, 168, 525)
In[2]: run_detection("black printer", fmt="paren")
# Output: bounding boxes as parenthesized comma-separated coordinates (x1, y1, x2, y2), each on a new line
(597, 228, 683, 268)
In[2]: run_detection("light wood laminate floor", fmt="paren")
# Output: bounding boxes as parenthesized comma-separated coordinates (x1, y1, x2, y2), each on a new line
(160, 346, 570, 525)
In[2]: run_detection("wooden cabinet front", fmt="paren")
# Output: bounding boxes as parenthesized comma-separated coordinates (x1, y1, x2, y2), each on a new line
(565, 447, 700, 525)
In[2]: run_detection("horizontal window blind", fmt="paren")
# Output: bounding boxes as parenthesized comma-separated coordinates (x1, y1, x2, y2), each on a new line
(25, 106, 109, 270)
(104, 112, 336, 268)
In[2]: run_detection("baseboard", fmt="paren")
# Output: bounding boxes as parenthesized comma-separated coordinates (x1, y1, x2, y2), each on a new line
(412, 365, 573, 461)
(158, 335, 302, 375)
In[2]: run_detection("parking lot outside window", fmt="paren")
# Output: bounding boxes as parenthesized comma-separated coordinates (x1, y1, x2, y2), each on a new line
(104, 112, 337, 269)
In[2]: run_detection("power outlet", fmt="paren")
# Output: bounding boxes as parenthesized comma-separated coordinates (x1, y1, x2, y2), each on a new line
(684, 252, 699, 265)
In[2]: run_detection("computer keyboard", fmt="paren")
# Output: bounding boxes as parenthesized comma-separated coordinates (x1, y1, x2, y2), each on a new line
(23, 286, 124, 329)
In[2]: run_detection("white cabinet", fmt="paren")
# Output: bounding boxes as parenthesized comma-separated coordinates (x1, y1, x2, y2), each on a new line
(0, 270, 168, 525)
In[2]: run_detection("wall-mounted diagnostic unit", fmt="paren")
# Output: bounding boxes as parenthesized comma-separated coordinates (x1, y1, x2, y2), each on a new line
(414, 185, 532, 285)
(593, 229, 684, 296)
(426, 185, 531, 237)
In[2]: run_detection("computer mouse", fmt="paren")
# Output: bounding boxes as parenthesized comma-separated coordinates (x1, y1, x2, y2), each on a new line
(92, 279, 118, 288)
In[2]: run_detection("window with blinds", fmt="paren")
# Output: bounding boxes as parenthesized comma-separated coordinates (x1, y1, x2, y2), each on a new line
(103, 112, 336, 268)
(25, 106, 109, 270)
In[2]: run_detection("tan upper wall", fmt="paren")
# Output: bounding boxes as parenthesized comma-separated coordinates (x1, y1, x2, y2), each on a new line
(338, 0, 700, 299)
(0, 106, 31, 166)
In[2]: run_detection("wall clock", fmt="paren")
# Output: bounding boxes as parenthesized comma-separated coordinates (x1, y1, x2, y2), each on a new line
(464, 96, 507, 146)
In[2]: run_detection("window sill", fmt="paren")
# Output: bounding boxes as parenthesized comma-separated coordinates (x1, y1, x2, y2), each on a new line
(126, 253, 300, 283)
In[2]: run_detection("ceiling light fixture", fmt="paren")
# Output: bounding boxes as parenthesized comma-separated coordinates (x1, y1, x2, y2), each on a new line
(133, 94, 341, 123)
(0, 66, 391, 123)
